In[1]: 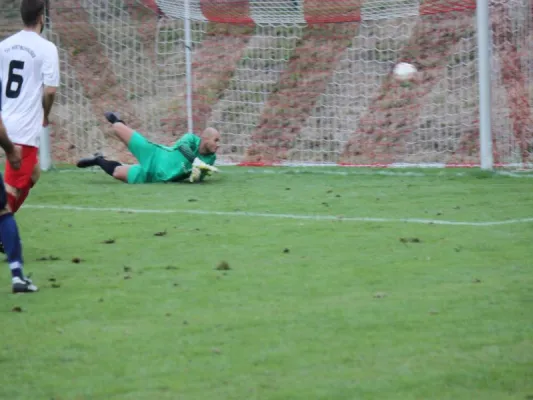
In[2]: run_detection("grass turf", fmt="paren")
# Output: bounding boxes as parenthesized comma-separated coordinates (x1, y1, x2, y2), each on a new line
(1, 167, 532, 399)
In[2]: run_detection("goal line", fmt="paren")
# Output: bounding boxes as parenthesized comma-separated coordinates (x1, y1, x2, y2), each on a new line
(50, 166, 533, 179)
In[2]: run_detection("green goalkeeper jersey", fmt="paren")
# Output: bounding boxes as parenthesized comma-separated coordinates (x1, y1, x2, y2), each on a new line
(155, 133, 216, 182)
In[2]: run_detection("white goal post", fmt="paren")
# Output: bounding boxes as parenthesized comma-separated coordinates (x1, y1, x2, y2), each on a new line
(476, 0, 493, 170)
(23, 0, 533, 169)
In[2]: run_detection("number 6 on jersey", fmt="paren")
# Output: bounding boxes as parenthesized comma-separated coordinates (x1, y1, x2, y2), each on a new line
(6, 60, 25, 99)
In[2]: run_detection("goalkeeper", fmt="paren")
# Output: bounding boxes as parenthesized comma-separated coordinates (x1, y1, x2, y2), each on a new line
(76, 112, 220, 183)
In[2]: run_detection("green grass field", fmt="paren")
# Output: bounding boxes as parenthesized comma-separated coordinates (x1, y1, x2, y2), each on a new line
(1, 167, 532, 400)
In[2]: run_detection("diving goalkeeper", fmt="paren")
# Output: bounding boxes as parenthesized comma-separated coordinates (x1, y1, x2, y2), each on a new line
(76, 112, 220, 183)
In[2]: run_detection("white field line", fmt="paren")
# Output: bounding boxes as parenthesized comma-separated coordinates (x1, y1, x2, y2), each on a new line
(22, 204, 533, 227)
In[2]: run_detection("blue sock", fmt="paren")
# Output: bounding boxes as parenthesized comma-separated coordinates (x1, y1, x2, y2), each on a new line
(0, 213, 24, 279)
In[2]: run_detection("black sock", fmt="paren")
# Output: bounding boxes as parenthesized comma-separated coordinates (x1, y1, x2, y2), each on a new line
(95, 158, 122, 176)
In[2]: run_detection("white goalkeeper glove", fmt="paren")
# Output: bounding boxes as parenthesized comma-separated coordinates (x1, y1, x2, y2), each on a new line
(189, 167, 202, 183)
(192, 157, 219, 174)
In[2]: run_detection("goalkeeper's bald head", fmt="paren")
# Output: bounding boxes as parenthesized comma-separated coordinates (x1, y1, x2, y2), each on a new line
(200, 127, 220, 154)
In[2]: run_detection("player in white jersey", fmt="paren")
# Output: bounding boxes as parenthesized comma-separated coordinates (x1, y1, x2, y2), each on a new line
(0, 0, 59, 214)
(0, 78, 38, 293)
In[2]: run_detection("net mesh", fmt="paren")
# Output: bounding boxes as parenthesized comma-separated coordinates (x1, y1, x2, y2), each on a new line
(0, 0, 531, 167)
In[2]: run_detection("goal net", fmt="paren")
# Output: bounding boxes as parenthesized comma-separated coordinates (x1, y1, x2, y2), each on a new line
(1, 0, 531, 168)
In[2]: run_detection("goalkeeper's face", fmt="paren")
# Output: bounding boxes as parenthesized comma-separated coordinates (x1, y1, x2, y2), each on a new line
(203, 129, 221, 154)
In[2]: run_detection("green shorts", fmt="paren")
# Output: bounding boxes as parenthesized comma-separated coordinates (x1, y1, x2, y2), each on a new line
(126, 164, 148, 184)
(126, 132, 159, 184)
(125, 131, 188, 184)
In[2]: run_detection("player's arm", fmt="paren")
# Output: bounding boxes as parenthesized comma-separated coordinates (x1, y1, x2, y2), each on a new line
(42, 45, 60, 126)
(175, 135, 219, 172)
(172, 133, 196, 159)
(177, 144, 219, 183)
(174, 140, 218, 182)
(0, 81, 21, 170)
(176, 144, 205, 183)
(0, 117, 15, 155)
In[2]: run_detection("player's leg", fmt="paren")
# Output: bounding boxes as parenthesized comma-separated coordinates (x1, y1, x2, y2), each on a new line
(77, 153, 123, 176)
(78, 129, 156, 172)
(11, 161, 40, 212)
(104, 115, 160, 168)
(93, 163, 145, 184)
(124, 130, 161, 169)
(76, 118, 137, 171)
(4, 145, 39, 213)
(0, 174, 37, 293)
(105, 118, 154, 156)
(96, 163, 149, 184)
(77, 155, 148, 184)
(123, 165, 149, 184)
(110, 122, 136, 147)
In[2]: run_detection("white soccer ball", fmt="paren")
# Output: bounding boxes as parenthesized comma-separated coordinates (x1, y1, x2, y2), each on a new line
(393, 62, 417, 80)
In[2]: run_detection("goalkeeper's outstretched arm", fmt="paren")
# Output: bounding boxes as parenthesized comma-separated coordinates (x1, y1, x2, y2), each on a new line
(176, 127, 221, 183)
(177, 144, 196, 163)
(181, 147, 219, 183)
(177, 143, 218, 171)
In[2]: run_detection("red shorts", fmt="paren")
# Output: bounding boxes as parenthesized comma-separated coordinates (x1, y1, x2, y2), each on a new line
(4, 145, 39, 189)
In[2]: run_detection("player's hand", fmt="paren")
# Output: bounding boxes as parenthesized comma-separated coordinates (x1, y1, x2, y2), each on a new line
(104, 112, 125, 125)
(6, 146, 22, 170)
(189, 167, 202, 183)
(192, 157, 219, 173)
(43, 116, 49, 127)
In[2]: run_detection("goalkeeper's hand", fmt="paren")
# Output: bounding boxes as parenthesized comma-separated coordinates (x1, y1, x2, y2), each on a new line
(104, 112, 125, 125)
(192, 157, 219, 173)
(189, 167, 202, 183)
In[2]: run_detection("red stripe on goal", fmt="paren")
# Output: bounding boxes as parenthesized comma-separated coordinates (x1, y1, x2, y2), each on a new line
(302, 0, 362, 24)
(420, 0, 476, 15)
(199, 0, 255, 25)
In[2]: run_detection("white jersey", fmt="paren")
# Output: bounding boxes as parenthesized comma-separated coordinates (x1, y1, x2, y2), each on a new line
(0, 30, 59, 147)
